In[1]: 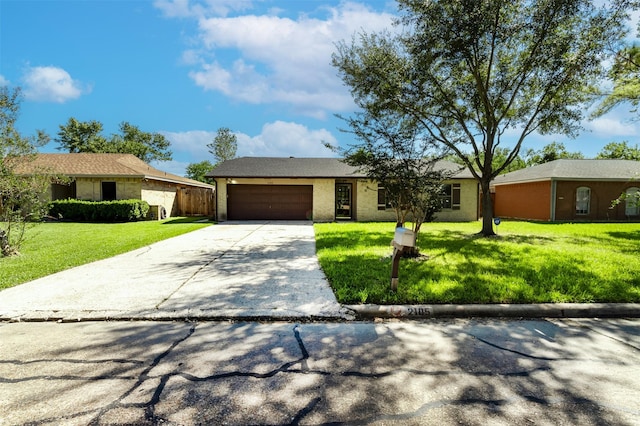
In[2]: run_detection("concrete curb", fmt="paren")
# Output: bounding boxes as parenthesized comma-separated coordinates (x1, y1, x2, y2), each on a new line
(345, 303, 640, 319)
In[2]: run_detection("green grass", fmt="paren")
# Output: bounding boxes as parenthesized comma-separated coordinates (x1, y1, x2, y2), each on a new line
(314, 221, 640, 304)
(0, 218, 213, 289)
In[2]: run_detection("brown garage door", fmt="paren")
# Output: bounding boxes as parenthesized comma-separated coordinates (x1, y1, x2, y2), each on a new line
(227, 185, 313, 220)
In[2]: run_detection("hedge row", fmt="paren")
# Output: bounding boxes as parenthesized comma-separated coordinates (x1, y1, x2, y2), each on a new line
(49, 199, 150, 222)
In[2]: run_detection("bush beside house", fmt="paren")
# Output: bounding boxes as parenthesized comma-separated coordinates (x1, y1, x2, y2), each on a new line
(49, 199, 150, 222)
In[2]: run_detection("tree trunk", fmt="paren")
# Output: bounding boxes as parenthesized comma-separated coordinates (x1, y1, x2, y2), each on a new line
(480, 178, 496, 237)
(0, 229, 11, 257)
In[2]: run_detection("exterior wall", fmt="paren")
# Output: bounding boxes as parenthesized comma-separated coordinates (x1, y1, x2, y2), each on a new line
(141, 180, 179, 218)
(75, 178, 142, 201)
(215, 177, 479, 222)
(555, 180, 639, 221)
(494, 181, 552, 221)
(434, 179, 479, 222)
(357, 178, 478, 222)
(356, 179, 396, 222)
(215, 178, 336, 222)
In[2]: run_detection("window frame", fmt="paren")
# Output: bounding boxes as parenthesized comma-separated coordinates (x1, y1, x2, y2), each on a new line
(440, 183, 461, 210)
(377, 184, 392, 211)
(625, 187, 640, 216)
(575, 186, 591, 215)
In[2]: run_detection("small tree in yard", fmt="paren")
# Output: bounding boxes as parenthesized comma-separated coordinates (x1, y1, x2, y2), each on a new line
(0, 87, 51, 257)
(333, 0, 630, 236)
(336, 111, 452, 255)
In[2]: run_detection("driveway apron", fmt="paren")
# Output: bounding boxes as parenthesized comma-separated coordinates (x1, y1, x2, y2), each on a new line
(0, 221, 347, 321)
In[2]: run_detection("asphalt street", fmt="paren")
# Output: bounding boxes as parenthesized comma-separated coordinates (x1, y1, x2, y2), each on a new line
(1, 318, 639, 425)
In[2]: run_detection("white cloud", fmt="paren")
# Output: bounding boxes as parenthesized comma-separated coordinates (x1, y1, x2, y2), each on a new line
(165, 2, 395, 118)
(0, 75, 8, 86)
(586, 116, 638, 138)
(154, 0, 255, 18)
(161, 129, 215, 158)
(162, 121, 338, 176)
(237, 121, 337, 157)
(22, 66, 89, 103)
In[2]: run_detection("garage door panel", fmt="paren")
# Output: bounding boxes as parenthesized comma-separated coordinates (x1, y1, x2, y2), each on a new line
(228, 185, 313, 220)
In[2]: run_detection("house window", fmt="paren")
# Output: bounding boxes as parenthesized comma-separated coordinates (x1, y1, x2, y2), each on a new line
(102, 181, 117, 201)
(441, 183, 461, 210)
(576, 186, 590, 215)
(378, 184, 391, 210)
(625, 187, 640, 216)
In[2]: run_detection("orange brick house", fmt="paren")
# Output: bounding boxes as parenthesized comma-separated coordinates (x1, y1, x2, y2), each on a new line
(492, 159, 640, 221)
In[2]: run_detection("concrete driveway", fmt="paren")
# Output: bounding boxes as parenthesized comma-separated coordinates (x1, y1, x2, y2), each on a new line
(0, 221, 349, 321)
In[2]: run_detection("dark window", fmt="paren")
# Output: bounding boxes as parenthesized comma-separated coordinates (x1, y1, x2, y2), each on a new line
(441, 183, 461, 210)
(102, 182, 117, 201)
(378, 184, 391, 210)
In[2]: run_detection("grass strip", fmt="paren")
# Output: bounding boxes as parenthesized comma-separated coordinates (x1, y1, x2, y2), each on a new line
(314, 221, 640, 304)
(0, 217, 213, 289)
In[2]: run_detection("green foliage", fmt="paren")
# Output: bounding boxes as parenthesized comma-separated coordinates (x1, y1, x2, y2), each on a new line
(1, 86, 51, 257)
(185, 160, 215, 183)
(593, 45, 640, 119)
(49, 199, 150, 222)
(0, 218, 213, 289)
(56, 118, 173, 163)
(207, 127, 237, 164)
(524, 142, 584, 166)
(338, 111, 452, 241)
(315, 222, 640, 304)
(332, 0, 629, 236)
(596, 141, 640, 160)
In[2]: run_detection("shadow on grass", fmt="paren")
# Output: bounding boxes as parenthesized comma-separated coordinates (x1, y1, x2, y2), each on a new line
(316, 226, 640, 305)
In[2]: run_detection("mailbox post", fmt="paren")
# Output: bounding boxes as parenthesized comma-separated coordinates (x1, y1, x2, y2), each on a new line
(390, 227, 415, 291)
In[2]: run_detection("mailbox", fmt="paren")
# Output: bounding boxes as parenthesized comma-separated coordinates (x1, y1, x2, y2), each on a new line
(393, 227, 415, 247)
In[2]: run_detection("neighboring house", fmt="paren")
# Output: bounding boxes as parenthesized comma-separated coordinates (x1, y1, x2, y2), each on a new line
(206, 157, 478, 222)
(16, 153, 215, 218)
(492, 159, 640, 221)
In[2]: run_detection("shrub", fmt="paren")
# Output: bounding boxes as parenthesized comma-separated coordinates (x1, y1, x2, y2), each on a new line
(49, 199, 150, 222)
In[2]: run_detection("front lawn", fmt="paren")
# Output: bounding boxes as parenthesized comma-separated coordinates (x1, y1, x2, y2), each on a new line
(314, 221, 640, 304)
(0, 218, 213, 290)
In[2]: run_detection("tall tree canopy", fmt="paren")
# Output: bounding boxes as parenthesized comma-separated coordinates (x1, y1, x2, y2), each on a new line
(56, 118, 172, 163)
(207, 127, 237, 164)
(596, 141, 640, 160)
(333, 0, 629, 235)
(524, 142, 585, 166)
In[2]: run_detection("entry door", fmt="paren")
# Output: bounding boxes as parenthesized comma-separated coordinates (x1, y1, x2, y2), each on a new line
(335, 183, 352, 219)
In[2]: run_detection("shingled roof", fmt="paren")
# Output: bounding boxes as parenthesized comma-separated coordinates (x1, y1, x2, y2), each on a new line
(15, 153, 213, 189)
(207, 157, 474, 179)
(492, 159, 640, 185)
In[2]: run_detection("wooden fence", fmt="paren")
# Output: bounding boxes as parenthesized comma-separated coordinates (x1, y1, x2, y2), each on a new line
(175, 187, 215, 217)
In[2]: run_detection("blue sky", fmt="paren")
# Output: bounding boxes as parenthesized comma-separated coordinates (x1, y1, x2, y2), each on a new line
(1, 0, 638, 177)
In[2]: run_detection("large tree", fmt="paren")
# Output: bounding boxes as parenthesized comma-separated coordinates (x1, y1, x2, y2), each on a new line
(333, 0, 629, 236)
(0, 87, 52, 256)
(207, 127, 237, 164)
(56, 118, 172, 163)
